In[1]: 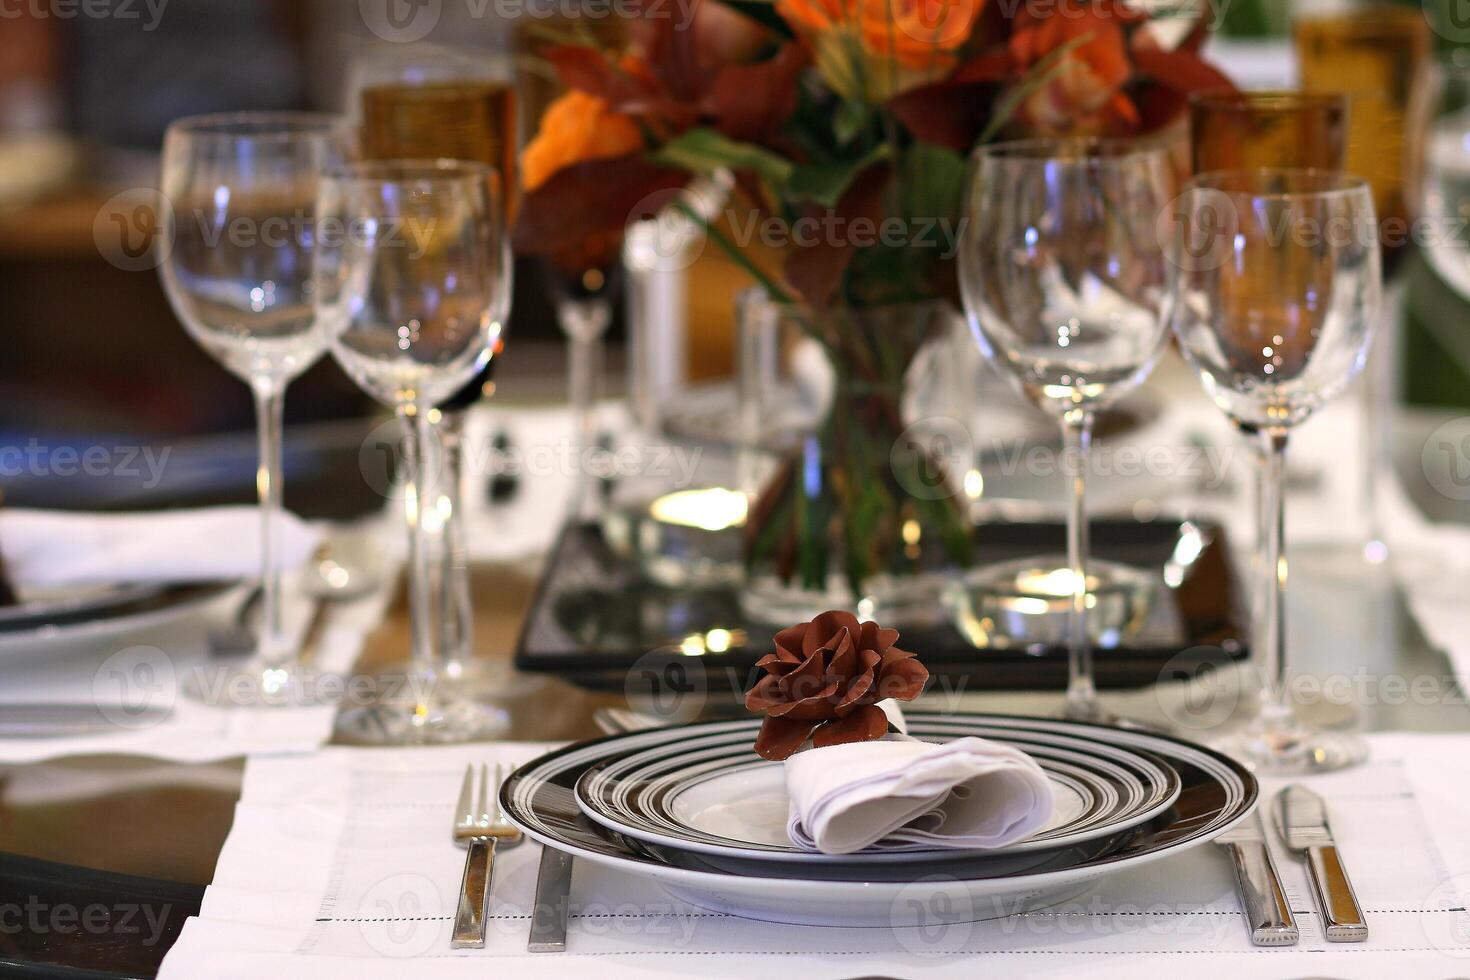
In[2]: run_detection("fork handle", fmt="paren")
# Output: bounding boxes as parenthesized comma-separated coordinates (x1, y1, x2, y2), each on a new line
(452, 837, 497, 949)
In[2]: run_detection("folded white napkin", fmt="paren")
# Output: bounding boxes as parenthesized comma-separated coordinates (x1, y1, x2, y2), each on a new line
(784, 706, 1055, 855)
(0, 507, 322, 589)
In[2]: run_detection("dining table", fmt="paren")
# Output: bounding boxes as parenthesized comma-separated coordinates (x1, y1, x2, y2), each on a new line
(5, 366, 1470, 977)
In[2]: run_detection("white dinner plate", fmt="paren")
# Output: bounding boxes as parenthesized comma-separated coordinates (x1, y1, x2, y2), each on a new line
(0, 581, 236, 658)
(502, 713, 1257, 926)
(574, 724, 1181, 864)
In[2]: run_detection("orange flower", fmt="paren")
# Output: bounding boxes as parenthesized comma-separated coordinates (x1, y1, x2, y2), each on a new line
(521, 90, 644, 193)
(1008, 0, 1141, 136)
(777, 0, 983, 101)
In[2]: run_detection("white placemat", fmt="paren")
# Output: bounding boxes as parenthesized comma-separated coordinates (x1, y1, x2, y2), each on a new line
(159, 733, 1470, 978)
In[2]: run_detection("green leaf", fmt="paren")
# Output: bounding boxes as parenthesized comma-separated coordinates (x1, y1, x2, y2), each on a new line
(650, 128, 795, 187)
(833, 98, 871, 146)
(900, 142, 966, 225)
(788, 145, 890, 207)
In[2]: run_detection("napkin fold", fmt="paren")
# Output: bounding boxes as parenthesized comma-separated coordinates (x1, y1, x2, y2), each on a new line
(784, 708, 1054, 854)
(0, 507, 322, 589)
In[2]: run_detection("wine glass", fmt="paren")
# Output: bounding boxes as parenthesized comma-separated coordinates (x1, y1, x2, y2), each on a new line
(315, 160, 509, 744)
(957, 139, 1175, 722)
(1297, 6, 1430, 565)
(516, 10, 630, 523)
(1168, 169, 1381, 773)
(1188, 89, 1351, 650)
(159, 112, 349, 702)
(353, 67, 519, 686)
(1408, 52, 1470, 350)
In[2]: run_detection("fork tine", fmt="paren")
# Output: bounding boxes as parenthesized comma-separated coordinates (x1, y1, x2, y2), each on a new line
(455, 764, 473, 828)
(493, 763, 505, 821)
(477, 763, 490, 826)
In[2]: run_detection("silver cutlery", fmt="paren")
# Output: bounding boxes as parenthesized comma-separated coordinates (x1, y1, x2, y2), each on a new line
(1217, 808, 1299, 946)
(523, 704, 660, 950)
(451, 763, 522, 949)
(0, 702, 170, 737)
(527, 846, 575, 952)
(1275, 784, 1367, 942)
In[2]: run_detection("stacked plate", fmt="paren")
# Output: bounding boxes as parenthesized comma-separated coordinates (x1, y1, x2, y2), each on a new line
(501, 712, 1258, 926)
(0, 581, 235, 656)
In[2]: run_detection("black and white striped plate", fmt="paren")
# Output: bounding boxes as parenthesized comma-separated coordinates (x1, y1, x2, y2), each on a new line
(573, 723, 1181, 863)
(500, 713, 1258, 926)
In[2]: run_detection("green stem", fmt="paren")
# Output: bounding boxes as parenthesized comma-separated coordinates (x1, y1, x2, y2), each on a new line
(674, 201, 797, 306)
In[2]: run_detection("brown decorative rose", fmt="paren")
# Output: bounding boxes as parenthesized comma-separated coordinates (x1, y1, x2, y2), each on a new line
(745, 610, 928, 761)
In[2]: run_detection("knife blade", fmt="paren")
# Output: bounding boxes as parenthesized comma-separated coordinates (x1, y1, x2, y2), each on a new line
(1217, 808, 1299, 946)
(1275, 784, 1368, 942)
(0, 703, 171, 738)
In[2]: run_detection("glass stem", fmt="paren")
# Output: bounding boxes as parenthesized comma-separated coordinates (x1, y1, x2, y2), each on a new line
(1257, 428, 1293, 732)
(399, 408, 438, 727)
(1062, 409, 1096, 713)
(253, 384, 289, 670)
(566, 312, 606, 523)
(436, 409, 474, 674)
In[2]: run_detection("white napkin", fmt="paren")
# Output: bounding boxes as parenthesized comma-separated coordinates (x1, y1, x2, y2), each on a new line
(784, 706, 1055, 855)
(0, 506, 322, 589)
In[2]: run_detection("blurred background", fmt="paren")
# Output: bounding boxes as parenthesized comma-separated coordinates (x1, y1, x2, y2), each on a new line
(0, 0, 1466, 445)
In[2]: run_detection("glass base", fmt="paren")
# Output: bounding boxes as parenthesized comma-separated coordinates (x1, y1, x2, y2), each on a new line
(335, 696, 511, 745)
(742, 571, 954, 629)
(1214, 722, 1368, 775)
(180, 660, 328, 709)
(1060, 694, 1116, 726)
(945, 556, 1155, 650)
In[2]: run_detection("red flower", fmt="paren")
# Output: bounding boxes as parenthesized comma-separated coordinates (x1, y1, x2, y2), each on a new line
(745, 611, 928, 761)
(1008, 0, 1144, 135)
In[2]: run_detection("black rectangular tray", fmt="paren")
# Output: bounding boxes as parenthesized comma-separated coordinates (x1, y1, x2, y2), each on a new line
(513, 517, 1249, 693)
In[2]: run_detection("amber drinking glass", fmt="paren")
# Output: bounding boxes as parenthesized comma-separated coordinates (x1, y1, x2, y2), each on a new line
(1295, 6, 1431, 262)
(1189, 90, 1349, 174)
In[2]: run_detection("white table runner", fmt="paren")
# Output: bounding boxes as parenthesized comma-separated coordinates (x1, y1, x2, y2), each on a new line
(159, 733, 1470, 978)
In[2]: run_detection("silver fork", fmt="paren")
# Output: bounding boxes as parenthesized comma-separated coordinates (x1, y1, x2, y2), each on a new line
(452, 763, 523, 949)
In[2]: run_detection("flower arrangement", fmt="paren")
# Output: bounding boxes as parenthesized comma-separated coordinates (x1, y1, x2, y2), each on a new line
(515, 0, 1232, 301)
(514, 0, 1235, 599)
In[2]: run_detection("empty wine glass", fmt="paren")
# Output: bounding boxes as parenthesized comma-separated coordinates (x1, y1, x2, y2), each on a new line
(315, 160, 509, 744)
(159, 112, 349, 702)
(958, 139, 1175, 722)
(1168, 169, 1381, 773)
(1409, 52, 1470, 354)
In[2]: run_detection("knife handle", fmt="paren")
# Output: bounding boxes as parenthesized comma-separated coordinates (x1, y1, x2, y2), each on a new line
(1227, 841, 1299, 946)
(1305, 845, 1368, 942)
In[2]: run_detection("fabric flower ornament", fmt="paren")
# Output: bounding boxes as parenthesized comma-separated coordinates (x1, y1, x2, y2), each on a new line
(745, 610, 929, 761)
(776, 0, 984, 102)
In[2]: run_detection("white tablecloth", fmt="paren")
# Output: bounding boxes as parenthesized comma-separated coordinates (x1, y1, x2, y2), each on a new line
(158, 733, 1470, 978)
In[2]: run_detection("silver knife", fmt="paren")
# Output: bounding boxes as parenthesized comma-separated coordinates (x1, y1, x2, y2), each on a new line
(527, 846, 574, 952)
(1217, 808, 1299, 946)
(1275, 784, 1368, 942)
(0, 703, 171, 738)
